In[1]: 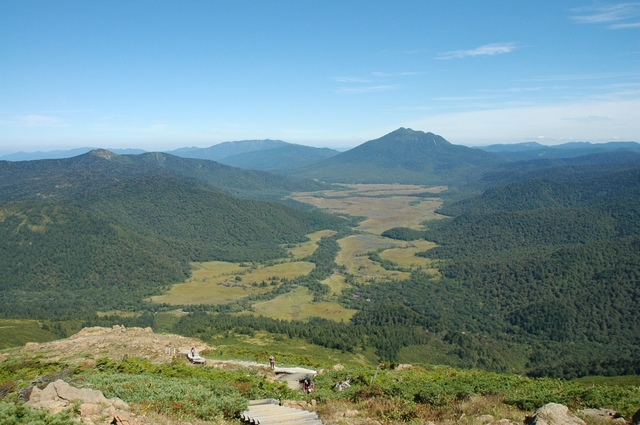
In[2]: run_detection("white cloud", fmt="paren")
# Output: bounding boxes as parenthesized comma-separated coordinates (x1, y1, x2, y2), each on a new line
(406, 99, 640, 144)
(610, 21, 640, 28)
(561, 115, 613, 123)
(437, 42, 517, 60)
(570, 3, 640, 28)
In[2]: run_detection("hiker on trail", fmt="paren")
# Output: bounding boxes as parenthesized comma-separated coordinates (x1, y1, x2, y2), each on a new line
(190, 347, 195, 358)
(269, 355, 275, 369)
(302, 377, 314, 394)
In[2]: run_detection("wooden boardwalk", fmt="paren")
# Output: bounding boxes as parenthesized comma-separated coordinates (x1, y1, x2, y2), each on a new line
(240, 399, 323, 425)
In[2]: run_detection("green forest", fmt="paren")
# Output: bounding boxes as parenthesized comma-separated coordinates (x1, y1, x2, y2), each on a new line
(377, 165, 640, 376)
(0, 154, 351, 319)
(1, 145, 640, 380)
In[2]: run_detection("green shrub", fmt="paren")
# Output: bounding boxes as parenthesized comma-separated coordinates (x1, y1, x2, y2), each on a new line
(0, 401, 76, 425)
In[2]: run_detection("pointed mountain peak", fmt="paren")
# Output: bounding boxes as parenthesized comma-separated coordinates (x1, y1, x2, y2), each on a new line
(375, 128, 451, 147)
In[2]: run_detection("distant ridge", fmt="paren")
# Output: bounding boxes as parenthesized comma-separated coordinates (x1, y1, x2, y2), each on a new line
(0, 148, 147, 161)
(219, 144, 339, 171)
(477, 140, 640, 160)
(281, 128, 504, 185)
(0, 149, 329, 202)
(168, 140, 289, 161)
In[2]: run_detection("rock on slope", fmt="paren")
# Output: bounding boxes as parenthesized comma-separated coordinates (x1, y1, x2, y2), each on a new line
(20, 325, 211, 364)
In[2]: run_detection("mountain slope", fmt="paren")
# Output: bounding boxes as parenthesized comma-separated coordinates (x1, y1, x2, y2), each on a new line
(460, 152, 640, 195)
(168, 139, 289, 161)
(218, 144, 339, 171)
(0, 149, 329, 202)
(74, 174, 344, 262)
(478, 141, 640, 161)
(0, 174, 347, 318)
(281, 128, 504, 184)
(0, 201, 189, 318)
(375, 165, 640, 369)
(0, 148, 146, 161)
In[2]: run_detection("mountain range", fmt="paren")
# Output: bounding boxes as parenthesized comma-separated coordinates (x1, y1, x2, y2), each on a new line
(0, 132, 640, 176)
(0, 149, 328, 202)
(477, 140, 640, 161)
(0, 140, 340, 173)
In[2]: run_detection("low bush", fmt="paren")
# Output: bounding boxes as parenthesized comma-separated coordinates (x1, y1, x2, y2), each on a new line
(0, 401, 76, 425)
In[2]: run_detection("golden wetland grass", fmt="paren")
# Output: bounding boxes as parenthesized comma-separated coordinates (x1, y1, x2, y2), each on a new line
(150, 261, 315, 305)
(250, 286, 357, 321)
(153, 184, 443, 319)
(286, 229, 336, 259)
(291, 184, 447, 235)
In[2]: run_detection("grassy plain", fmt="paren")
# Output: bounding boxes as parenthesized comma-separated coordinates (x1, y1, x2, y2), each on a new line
(380, 240, 438, 272)
(337, 234, 410, 282)
(286, 229, 336, 259)
(0, 319, 58, 350)
(291, 184, 446, 235)
(153, 184, 444, 319)
(207, 330, 374, 368)
(321, 273, 349, 295)
(250, 286, 357, 321)
(151, 261, 315, 305)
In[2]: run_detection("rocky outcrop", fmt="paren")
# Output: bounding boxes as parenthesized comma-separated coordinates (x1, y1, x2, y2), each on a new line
(26, 379, 141, 425)
(581, 408, 622, 422)
(21, 325, 210, 365)
(525, 403, 586, 425)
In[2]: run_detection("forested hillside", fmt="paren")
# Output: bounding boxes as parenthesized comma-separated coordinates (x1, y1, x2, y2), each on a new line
(470, 152, 640, 192)
(168, 139, 288, 161)
(478, 140, 640, 161)
(75, 175, 344, 262)
(0, 149, 328, 202)
(379, 164, 640, 375)
(218, 144, 339, 171)
(281, 128, 504, 185)
(0, 154, 349, 319)
(0, 202, 188, 318)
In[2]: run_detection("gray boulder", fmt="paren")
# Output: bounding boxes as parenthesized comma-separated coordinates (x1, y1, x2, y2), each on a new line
(27, 379, 131, 422)
(525, 403, 586, 425)
(581, 408, 620, 421)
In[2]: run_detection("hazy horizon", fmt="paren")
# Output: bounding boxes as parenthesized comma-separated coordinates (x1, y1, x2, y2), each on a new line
(2, 132, 639, 159)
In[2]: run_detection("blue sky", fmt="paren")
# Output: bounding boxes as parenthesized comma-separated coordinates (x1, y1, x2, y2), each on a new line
(1, 1, 638, 153)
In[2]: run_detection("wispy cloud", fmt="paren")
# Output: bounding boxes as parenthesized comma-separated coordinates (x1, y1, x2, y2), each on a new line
(371, 71, 423, 77)
(335, 85, 399, 95)
(561, 115, 613, 123)
(406, 98, 640, 145)
(610, 21, 640, 28)
(570, 3, 640, 28)
(334, 77, 372, 83)
(437, 42, 517, 60)
(527, 71, 640, 82)
(13, 114, 64, 127)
